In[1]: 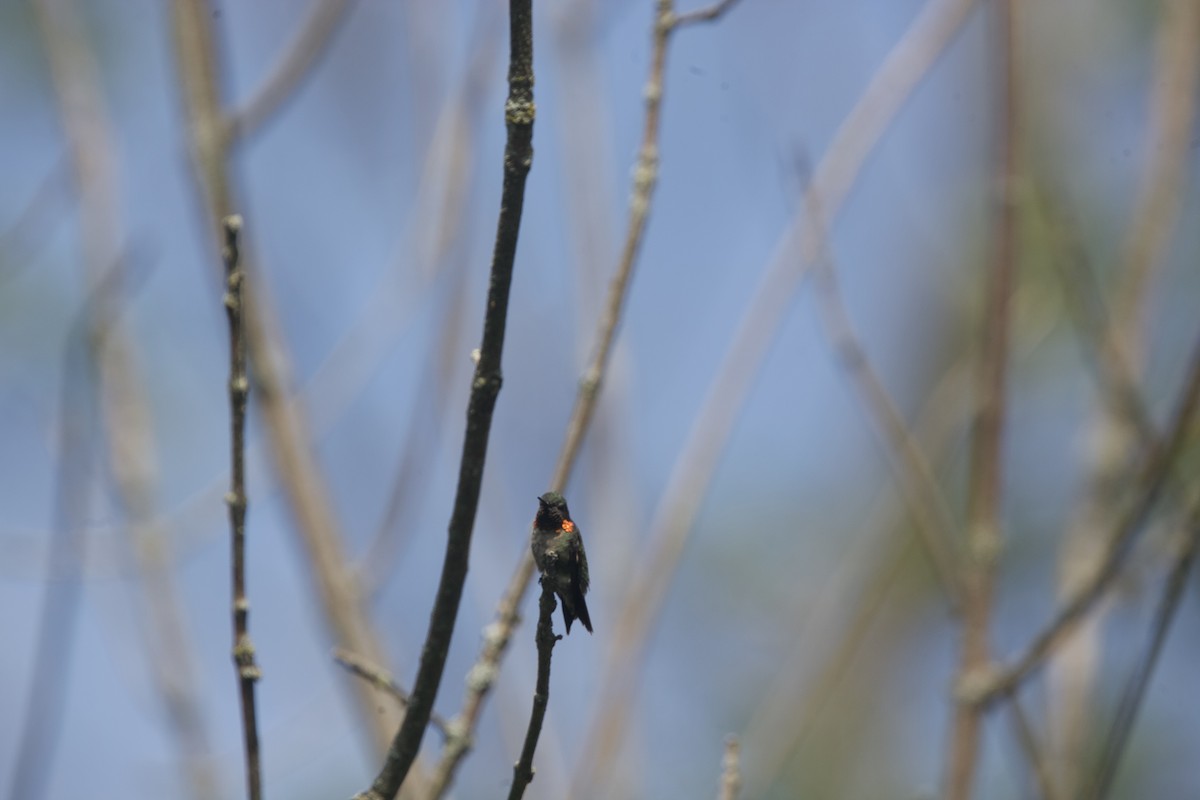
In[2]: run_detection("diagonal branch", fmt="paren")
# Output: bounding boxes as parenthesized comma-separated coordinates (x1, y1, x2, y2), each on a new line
(352, 1, 535, 797)
(1083, 493, 1200, 800)
(807, 182, 964, 611)
(332, 648, 452, 739)
(223, 0, 360, 140)
(573, 0, 979, 791)
(1007, 695, 1059, 800)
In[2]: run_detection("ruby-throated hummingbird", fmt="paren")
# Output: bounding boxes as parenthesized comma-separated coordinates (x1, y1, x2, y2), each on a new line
(530, 492, 592, 635)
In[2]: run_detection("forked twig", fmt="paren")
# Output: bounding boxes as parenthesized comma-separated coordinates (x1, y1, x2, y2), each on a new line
(425, 2, 745, 796)
(332, 648, 451, 739)
(968, 333, 1200, 705)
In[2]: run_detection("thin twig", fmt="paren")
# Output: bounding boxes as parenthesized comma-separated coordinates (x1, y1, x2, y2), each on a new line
(1008, 696, 1059, 800)
(944, 0, 1017, 794)
(505, 585, 561, 800)
(573, 0, 978, 791)
(717, 736, 742, 800)
(675, 0, 744, 27)
(1082, 496, 1200, 800)
(1038, 187, 1157, 444)
(224, 0, 360, 140)
(332, 648, 452, 739)
(353, 2, 534, 797)
(223, 216, 263, 800)
(424, 0, 735, 793)
(171, 0, 409, 763)
(740, 355, 977, 795)
(969, 331, 1200, 705)
(808, 182, 963, 610)
(1110, 0, 1200, 334)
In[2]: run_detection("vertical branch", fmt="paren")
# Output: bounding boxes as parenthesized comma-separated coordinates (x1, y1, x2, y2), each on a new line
(171, 0, 409, 764)
(505, 585, 560, 800)
(223, 216, 263, 800)
(717, 736, 742, 800)
(428, 3, 749, 796)
(354, 1, 535, 797)
(945, 0, 1017, 795)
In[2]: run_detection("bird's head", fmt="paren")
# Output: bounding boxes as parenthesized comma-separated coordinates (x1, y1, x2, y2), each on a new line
(536, 492, 570, 527)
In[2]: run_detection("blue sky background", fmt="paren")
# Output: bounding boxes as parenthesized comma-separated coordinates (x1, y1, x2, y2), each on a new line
(2, 0, 1199, 798)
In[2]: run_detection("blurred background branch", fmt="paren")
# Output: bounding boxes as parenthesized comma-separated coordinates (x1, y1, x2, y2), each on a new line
(2, 1, 1198, 798)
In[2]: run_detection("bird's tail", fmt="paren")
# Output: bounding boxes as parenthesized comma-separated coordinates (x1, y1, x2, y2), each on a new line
(573, 589, 593, 634)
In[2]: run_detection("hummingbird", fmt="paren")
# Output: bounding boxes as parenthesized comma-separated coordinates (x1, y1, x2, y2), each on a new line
(530, 492, 592, 635)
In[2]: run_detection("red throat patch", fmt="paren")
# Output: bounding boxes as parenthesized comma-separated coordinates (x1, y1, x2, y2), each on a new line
(561, 520, 575, 533)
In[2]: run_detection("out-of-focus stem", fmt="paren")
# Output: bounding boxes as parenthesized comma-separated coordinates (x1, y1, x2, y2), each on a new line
(944, 0, 1017, 795)
(170, 0, 408, 765)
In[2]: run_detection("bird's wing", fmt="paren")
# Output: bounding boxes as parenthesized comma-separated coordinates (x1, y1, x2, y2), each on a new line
(573, 531, 590, 595)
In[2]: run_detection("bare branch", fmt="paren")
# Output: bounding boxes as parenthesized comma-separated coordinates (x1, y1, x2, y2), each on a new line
(573, 0, 979, 790)
(332, 648, 452, 739)
(945, 0, 1018, 794)
(353, 2, 535, 797)
(224, 0, 360, 140)
(28, 3, 217, 798)
(505, 585, 561, 800)
(807, 181, 963, 610)
(741, 356, 974, 794)
(1008, 696, 1059, 800)
(171, 0, 409, 765)
(970, 330, 1200, 703)
(674, 0, 743, 28)
(8, 267, 102, 800)
(1083, 494, 1200, 799)
(222, 215, 263, 800)
(717, 736, 742, 800)
(426, 0, 744, 793)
